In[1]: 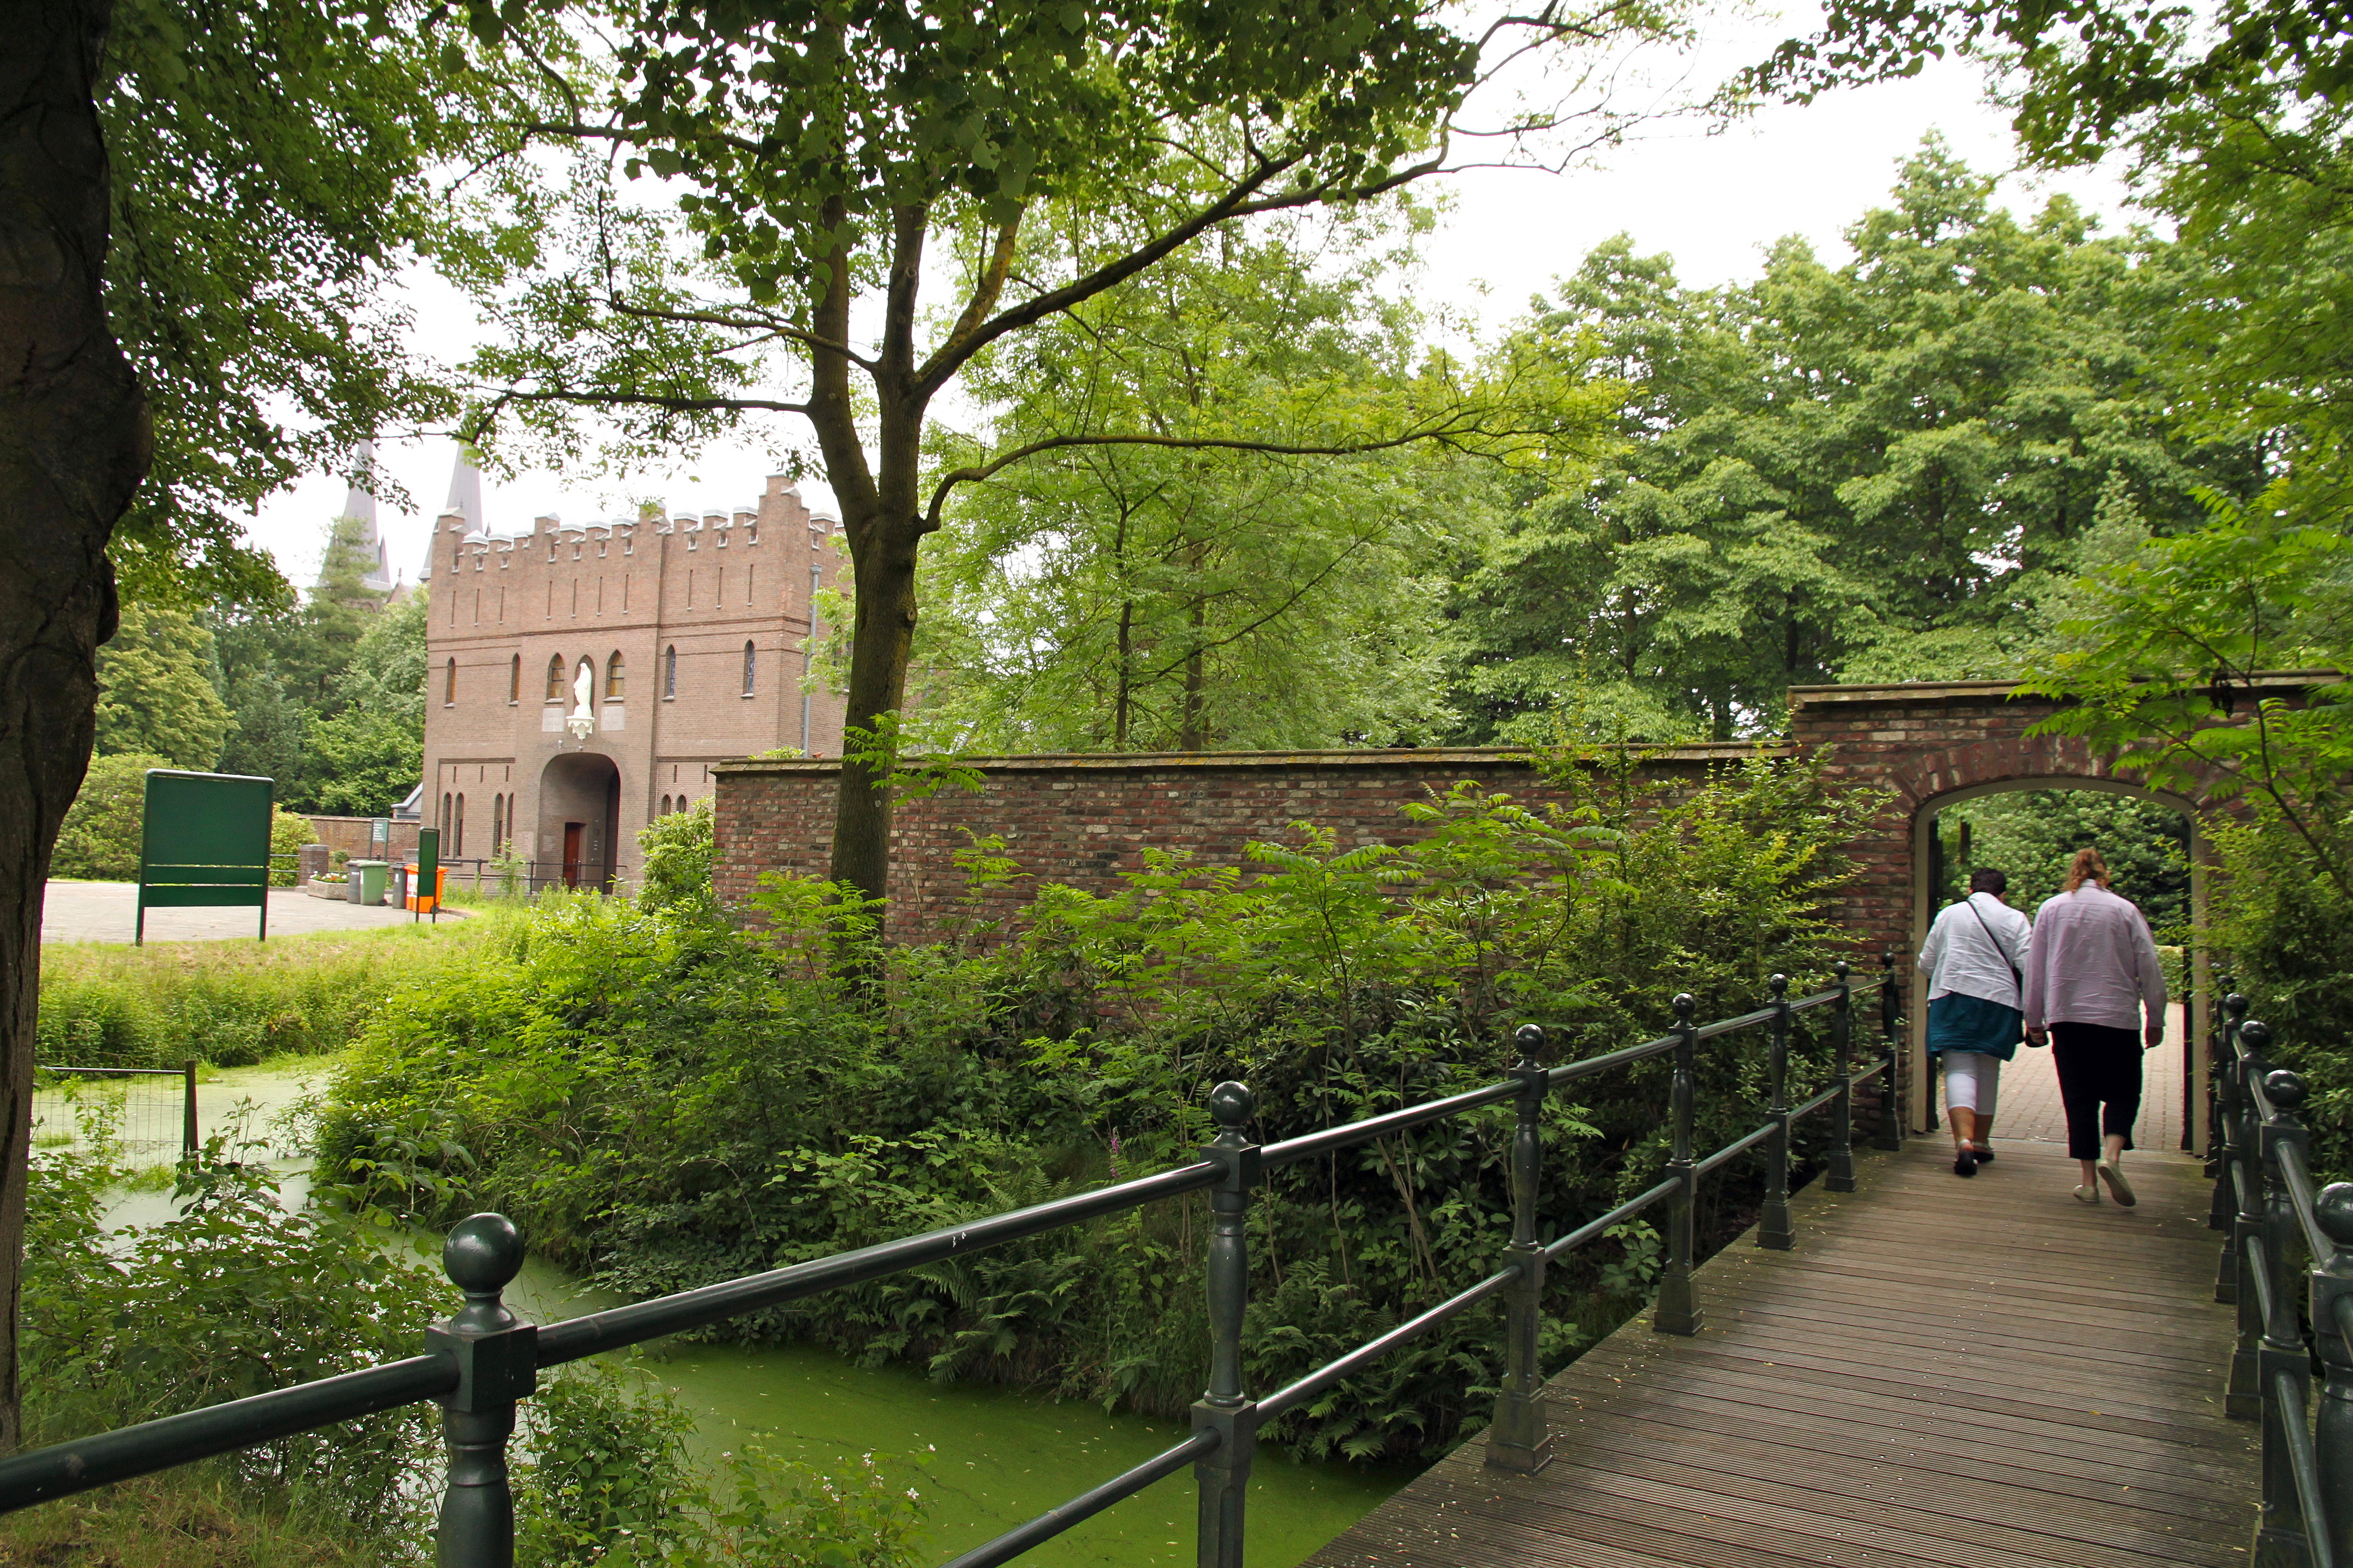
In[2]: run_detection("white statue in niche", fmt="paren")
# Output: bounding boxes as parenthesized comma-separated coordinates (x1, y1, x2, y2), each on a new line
(566, 662, 596, 742)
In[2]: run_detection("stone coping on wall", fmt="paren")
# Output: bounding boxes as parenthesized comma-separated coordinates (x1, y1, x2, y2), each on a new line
(1789, 670, 2342, 711)
(712, 741, 1785, 778)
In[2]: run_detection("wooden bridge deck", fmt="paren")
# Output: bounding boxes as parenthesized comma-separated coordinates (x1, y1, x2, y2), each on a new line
(1304, 1138, 2256, 1568)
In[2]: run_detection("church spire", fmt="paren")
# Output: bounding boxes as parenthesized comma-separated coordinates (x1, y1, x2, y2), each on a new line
(420, 448, 488, 579)
(339, 440, 394, 594)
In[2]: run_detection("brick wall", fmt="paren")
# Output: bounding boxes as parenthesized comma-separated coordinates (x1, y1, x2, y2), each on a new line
(712, 745, 1748, 934)
(305, 815, 422, 865)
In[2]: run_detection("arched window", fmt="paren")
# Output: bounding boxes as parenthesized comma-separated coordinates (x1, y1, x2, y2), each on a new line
(742, 640, 757, 697)
(454, 793, 465, 857)
(605, 651, 625, 700)
(659, 794, 672, 816)
(440, 792, 452, 842)
(508, 654, 521, 704)
(545, 655, 564, 701)
(444, 658, 457, 705)
(492, 794, 504, 853)
(663, 645, 677, 699)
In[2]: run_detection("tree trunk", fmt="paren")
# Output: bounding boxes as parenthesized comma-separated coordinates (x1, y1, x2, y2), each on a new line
(823, 207, 928, 914)
(0, 0, 150, 1451)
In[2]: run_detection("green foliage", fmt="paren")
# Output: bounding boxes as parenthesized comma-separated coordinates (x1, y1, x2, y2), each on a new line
(96, 0, 523, 608)
(320, 751, 1878, 1461)
(913, 194, 1573, 752)
(272, 808, 316, 889)
(220, 578, 431, 815)
(2021, 487, 2353, 902)
(23, 1128, 453, 1541)
(93, 602, 232, 770)
(636, 797, 718, 918)
(1933, 790, 2191, 935)
(51, 752, 174, 882)
(515, 1362, 701, 1565)
(1444, 139, 2254, 742)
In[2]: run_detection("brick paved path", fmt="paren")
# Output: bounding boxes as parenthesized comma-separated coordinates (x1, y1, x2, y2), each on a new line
(1939, 1001, 2188, 1151)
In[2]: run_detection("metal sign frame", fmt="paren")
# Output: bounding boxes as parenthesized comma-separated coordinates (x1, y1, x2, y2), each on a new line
(135, 770, 274, 945)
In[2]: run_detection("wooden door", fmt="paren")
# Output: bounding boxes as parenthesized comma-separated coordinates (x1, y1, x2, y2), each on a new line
(562, 822, 584, 888)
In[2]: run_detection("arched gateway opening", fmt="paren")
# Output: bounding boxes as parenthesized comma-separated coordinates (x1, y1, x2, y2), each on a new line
(1909, 775, 2207, 1147)
(539, 751, 621, 891)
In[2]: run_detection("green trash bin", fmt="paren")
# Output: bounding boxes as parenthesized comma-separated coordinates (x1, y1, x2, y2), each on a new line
(348, 860, 389, 906)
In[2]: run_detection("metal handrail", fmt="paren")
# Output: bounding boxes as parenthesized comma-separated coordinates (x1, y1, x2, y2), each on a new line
(0, 957, 1911, 1568)
(2211, 988, 2353, 1567)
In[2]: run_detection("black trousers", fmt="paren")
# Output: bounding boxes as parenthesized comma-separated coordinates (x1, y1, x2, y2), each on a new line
(2051, 1022, 2142, 1161)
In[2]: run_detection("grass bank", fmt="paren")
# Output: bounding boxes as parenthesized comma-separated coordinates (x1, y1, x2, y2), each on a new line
(37, 918, 508, 1068)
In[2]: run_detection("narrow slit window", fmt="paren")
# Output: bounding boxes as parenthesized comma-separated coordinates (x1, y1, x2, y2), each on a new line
(445, 658, 457, 706)
(663, 645, 677, 699)
(742, 640, 756, 696)
(509, 654, 521, 704)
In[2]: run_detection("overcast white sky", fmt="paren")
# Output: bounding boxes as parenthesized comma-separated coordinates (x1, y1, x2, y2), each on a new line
(244, 12, 2137, 591)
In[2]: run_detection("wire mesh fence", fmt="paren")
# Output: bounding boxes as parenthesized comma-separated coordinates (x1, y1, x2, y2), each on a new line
(31, 1066, 195, 1168)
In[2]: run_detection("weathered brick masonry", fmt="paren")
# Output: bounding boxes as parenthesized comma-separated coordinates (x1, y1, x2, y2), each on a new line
(711, 744, 1753, 934)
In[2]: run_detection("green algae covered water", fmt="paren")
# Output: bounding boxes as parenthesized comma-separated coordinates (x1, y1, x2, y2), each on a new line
(123, 1061, 1411, 1566)
(507, 1245, 1412, 1567)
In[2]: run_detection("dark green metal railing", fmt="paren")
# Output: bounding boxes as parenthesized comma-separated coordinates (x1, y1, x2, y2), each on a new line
(2210, 986, 2353, 1568)
(0, 958, 1911, 1567)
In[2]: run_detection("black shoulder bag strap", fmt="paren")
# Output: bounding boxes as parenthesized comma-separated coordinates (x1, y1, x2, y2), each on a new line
(1963, 896, 2023, 995)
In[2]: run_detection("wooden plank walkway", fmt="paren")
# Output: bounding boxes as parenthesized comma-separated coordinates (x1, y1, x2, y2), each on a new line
(1305, 1137, 2256, 1568)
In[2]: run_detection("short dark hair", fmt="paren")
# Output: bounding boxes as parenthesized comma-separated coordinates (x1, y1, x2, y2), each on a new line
(1969, 867, 2009, 895)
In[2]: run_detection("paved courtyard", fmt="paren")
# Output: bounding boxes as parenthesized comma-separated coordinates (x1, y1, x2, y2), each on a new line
(40, 880, 465, 945)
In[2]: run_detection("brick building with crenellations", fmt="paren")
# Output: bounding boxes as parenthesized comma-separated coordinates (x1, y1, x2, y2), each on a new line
(419, 459, 848, 889)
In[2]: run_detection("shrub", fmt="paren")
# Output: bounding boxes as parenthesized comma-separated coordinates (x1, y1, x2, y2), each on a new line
(51, 751, 174, 880)
(272, 808, 315, 888)
(320, 748, 1884, 1461)
(636, 797, 718, 918)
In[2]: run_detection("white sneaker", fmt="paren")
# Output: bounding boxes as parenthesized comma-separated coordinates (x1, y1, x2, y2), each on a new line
(2073, 1184, 2101, 1203)
(2099, 1162, 2137, 1208)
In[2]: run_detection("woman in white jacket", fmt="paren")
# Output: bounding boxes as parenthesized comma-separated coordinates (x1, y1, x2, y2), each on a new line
(1917, 867, 2033, 1178)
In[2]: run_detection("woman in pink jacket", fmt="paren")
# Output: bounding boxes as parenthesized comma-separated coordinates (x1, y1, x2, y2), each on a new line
(2022, 848, 2168, 1207)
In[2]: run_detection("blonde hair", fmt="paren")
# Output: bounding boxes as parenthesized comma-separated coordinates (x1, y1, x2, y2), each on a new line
(2063, 847, 2112, 894)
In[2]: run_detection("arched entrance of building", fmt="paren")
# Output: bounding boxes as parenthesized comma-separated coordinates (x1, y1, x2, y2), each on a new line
(539, 751, 622, 891)
(1907, 774, 2210, 1150)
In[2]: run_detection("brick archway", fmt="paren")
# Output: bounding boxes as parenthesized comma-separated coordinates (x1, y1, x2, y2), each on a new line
(1794, 684, 2220, 1143)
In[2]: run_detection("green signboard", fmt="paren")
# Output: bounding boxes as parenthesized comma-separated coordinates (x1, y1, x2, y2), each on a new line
(415, 826, 440, 923)
(136, 770, 274, 945)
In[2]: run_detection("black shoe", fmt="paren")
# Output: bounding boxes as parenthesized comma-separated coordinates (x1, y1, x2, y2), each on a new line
(1973, 1147, 1994, 1163)
(1953, 1149, 1978, 1177)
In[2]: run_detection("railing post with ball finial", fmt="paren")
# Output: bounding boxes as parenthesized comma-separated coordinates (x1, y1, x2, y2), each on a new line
(1192, 1081, 1261, 1568)
(2229, 1014, 2270, 1421)
(1759, 975, 1794, 1251)
(1487, 1024, 1553, 1474)
(2212, 980, 2244, 1282)
(1872, 949, 1904, 1151)
(1654, 994, 1702, 1337)
(2253, 1059, 2318, 1564)
(1827, 961, 1857, 1193)
(2309, 1180, 2353, 1565)
(428, 1214, 536, 1568)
